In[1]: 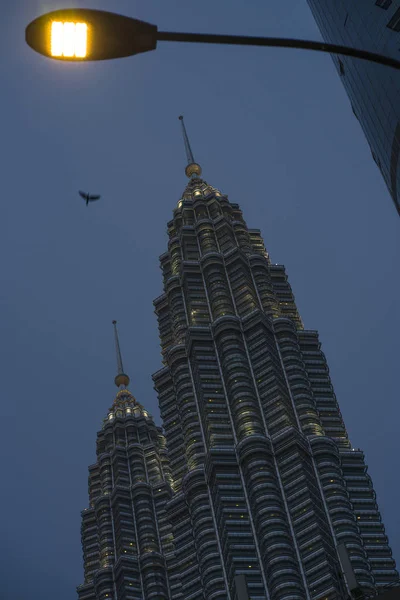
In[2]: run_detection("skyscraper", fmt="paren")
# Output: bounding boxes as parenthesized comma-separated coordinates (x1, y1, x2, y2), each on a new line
(305, 0, 400, 216)
(152, 118, 399, 599)
(77, 322, 173, 600)
(78, 120, 399, 600)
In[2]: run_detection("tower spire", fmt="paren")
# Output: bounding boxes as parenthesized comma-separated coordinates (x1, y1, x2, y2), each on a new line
(112, 320, 130, 388)
(178, 115, 202, 179)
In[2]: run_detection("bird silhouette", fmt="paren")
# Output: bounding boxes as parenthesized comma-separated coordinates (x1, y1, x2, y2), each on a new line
(79, 191, 101, 206)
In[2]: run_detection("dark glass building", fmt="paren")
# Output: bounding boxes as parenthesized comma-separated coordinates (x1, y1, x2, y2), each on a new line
(78, 125, 399, 599)
(306, 0, 400, 215)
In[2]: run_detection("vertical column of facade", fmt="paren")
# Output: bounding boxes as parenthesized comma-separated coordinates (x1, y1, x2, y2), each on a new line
(154, 258, 216, 597)
(154, 290, 174, 364)
(199, 187, 313, 598)
(129, 480, 168, 599)
(240, 268, 348, 597)
(183, 265, 211, 327)
(110, 423, 142, 600)
(155, 225, 226, 596)
(339, 449, 399, 586)
(197, 195, 278, 598)
(78, 508, 100, 600)
(126, 412, 170, 599)
(239, 315, 310, 600)
(187, 329, 234, 450)
(188, 325, 267, 598)
(167, 346, 205, 477)
(297, 332, 349, 448)
(165, 492, 203, 599)
(202, 255, 236, 320)
(242, 314, 298, 438)
(273, 319, 323, 437)
(153, 365, 187, 490)
(166, 277, 187, 346)
(269, 266, 303, 328)
(91, 429, 116, 600)
(235, 435, 307, 600)
(205, 446, 268, 599)
(223, 254, 259, 318)
(273, 432, 346, 599)
(182, 468, 230, 598)
(249, 254, 280, 320)
(111, 485, 142, 600)
(93, 496, 115, 599)
(310, 437, 375, 593)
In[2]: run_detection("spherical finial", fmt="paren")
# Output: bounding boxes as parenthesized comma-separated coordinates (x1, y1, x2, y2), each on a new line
(112, 320, 117, 324)
(185, 163, 202, 178)
(115, 373, 130, 388)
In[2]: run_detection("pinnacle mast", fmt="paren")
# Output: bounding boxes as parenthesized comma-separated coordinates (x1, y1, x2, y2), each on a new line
(178, 115, 202, 179)
(112, 320, 130, 388)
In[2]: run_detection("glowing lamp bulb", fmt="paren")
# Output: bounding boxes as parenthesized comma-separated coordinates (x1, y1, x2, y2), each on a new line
(51, 21, 87, 58)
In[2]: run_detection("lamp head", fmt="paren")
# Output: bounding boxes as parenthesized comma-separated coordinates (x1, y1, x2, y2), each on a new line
(26, 9, 157, 61)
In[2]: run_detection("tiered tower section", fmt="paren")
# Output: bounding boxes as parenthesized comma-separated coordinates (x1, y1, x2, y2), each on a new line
(152, 119, 398, 600)
(77, 324, 174, 600)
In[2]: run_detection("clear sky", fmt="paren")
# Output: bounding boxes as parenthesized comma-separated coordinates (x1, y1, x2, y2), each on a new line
(1, 1, 399, 598)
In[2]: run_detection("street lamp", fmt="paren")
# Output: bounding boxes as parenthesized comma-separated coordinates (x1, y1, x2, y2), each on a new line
(26, 8, 400, 71)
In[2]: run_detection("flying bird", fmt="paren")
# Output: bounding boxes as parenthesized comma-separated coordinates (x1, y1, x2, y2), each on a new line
(79, 191, 101, 206)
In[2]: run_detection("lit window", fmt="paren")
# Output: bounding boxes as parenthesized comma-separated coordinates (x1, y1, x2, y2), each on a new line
(108, 413, 114, 420)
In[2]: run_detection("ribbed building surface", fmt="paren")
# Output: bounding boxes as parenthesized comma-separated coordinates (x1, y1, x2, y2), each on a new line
(305, 0, 400, 216)
(78, 129, 398, 599)
(77, 329, 175, 600)
(152, 156, 399, 598)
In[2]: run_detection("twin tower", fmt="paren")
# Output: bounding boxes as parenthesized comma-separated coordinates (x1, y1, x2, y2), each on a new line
(77, 119, 398, 600)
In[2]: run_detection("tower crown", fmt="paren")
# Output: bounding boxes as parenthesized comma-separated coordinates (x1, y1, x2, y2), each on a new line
(179, 115, 202, 178)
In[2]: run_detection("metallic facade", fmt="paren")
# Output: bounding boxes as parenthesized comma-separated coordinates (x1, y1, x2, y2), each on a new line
(305, 0, 400, 215)
(77, 387, 173, 600)
(152, 168, 398, 599)
(78, 166, 398, 599)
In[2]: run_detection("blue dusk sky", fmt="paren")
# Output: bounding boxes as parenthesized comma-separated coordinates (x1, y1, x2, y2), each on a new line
(1, 1, 399, 598)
